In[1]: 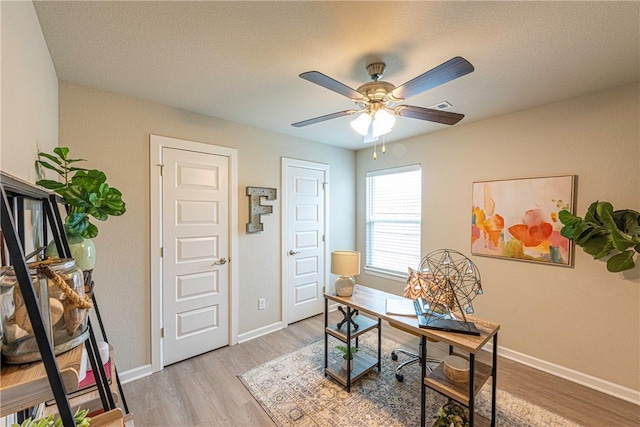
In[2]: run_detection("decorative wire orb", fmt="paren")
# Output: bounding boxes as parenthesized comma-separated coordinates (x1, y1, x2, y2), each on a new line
(419, 249, 483, 315)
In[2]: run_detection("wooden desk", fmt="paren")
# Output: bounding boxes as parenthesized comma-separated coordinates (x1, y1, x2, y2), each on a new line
(325, 285, 500, 427)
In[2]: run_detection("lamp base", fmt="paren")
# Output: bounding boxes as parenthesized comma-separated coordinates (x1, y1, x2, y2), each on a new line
(335, 275, 355, 297)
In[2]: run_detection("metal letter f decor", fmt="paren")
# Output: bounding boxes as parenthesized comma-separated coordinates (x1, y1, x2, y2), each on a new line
(246, 186, 277, 233)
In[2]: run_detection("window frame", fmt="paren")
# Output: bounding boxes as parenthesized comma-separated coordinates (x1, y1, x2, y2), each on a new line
(364, 164, 422, 278)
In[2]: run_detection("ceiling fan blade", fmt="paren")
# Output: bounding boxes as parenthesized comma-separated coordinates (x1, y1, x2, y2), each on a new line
(292, 110, 358, 127)
(391, 57, 474, 100)
(300, 71, 366, 101)
(395, 105, 465, 125)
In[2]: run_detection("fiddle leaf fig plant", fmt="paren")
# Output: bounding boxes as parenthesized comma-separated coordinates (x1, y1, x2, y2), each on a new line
(559, 201, 640, 272)
(36, 147, 126, 239)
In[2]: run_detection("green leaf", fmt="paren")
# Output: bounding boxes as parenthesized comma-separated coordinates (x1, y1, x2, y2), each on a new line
(53, 147, 70, 160)
(584, 201, 600, 224)
(612, 209, 640, 236)
(606, 250, 636, 272)
(580, 235, 612, 257)
(89, 192, 100, 207)
(64, 185, 90, 208)
(66, 158, 87, 164)
(36, 179, 65, 191)
(66, 212, 89, 232)
(88, 207, 109, 221)
(574, 227, 603, 245)
(37, 161, 64, 176)
(82, 222, 99, 239)
(595, 202, 615, 227)
(593, 240, 615, 259)
(610, 227, 637, 252)
(558, 210, 581, 227)
(37, 152, 63, 166)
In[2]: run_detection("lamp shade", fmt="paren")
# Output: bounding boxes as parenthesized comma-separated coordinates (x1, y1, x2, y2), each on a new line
(350, 109, 396, 139)
(331, 251, 360, 276)
(350, 114, 371, 136)
(373, 109, 395, 136)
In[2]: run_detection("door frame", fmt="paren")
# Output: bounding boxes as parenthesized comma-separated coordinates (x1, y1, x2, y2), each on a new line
(281, 158, 330, 326)
(150, 134, 239, 372)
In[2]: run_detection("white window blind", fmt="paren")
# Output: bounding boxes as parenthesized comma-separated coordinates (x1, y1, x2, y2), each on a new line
(365, 165, 421, 276)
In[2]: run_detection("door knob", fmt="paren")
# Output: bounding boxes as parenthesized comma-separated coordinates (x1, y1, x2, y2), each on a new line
(212, 257, 227, 265)
(288, 250, 300, 255)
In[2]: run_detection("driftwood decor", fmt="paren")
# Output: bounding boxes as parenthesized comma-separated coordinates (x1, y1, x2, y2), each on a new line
(246, 186, 277, 233)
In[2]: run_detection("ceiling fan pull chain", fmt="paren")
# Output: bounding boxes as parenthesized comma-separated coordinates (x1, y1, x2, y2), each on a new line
(382, 135, 386, 154)
(373, 138, 378, 160)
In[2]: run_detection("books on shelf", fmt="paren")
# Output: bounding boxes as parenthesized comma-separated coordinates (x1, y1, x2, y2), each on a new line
(385, 298, 417, 316)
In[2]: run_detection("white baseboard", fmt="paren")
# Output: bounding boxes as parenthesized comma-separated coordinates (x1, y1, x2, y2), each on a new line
(119, 364, 153, 384)
(493, 345, 640, 406)
(237, 321, 284, 343)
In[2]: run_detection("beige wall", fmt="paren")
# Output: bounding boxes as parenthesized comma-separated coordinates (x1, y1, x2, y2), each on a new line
(356, 83, 640, 392)
(1, 1, 58, 182)
(58, 82, 356, 371)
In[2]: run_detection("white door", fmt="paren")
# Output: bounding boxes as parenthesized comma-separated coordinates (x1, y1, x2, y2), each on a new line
(283, 159, 328, 324)
(162, 147, 229, 365)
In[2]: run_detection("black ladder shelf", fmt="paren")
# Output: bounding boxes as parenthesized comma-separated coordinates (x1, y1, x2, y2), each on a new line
(0, 172, 124, 426)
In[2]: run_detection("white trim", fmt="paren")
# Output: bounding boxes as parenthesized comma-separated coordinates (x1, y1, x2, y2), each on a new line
(487, 345, 640, 406)
(149, 135, 239, 373)
(237, 321, 285, 344)
(118, 364, 153, 384)
(363, 267, 406, 282)
(281, 158, 330, 326)
(365, 163, 421, 178)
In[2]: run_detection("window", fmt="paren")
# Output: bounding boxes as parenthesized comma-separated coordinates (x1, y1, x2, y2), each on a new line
(365, 165, 421, 276)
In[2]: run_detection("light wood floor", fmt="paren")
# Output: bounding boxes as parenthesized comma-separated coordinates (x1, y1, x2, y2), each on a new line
(123, 313, 639, 426)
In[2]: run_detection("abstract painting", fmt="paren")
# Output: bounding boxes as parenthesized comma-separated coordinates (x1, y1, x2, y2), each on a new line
(471, 175, 574, 266)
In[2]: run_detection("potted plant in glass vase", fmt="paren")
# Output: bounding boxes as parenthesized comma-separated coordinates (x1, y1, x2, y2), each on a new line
(36, 147, 126, 271)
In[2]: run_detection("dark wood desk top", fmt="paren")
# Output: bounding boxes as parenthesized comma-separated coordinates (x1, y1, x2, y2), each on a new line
(325, 284, 500, 354)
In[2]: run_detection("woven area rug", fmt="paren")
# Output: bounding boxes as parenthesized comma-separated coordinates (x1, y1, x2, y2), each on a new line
(239, 333, 582, 427)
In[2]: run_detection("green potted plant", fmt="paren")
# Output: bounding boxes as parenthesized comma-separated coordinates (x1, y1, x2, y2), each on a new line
(335, 345, 358, 371)
(432, 402, 469, 427)
(12, 408, 90, 427)
(559, 201, 640, 272)
(35, 147, 126, 270)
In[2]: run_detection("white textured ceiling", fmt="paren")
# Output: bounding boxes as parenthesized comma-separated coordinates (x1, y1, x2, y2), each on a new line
(33, 1, 639, 151)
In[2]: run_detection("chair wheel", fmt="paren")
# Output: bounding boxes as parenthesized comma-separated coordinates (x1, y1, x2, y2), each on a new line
(391, 352, 398, 361)
(396, 373, 404, 382)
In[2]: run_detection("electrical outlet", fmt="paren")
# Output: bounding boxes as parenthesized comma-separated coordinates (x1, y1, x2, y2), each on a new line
(258, 298, 266, 310)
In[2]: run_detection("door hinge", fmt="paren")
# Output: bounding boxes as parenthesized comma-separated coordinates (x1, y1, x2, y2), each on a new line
(322, 182, 328, 190)
(157, 163, 164, 176)
(160, 327, 164, 338)
(160, 247, 163, 257)
(322, 235, 325, 242)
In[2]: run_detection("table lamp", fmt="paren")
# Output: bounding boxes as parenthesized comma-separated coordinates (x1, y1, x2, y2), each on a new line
(331, 250, 360, 296)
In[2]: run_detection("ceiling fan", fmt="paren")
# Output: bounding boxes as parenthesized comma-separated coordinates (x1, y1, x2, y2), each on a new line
(292, 57, 474, 141)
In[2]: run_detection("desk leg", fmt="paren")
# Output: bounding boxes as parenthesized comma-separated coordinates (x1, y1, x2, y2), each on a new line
(469, 353, 475, 427)
(420, 335, 426, 427)
(324, 297, 328, 376)
(492, 333, 498, 427)
(377, 319, 382, 371)
(346, 306, 352, 393)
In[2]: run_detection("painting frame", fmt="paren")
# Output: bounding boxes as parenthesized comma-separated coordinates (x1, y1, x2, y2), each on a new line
(471, 174, 575, 267)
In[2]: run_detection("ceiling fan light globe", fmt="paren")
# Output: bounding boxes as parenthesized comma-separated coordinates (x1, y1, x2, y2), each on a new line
(374, 109, 396, 129)
(350, 113, 372, 136)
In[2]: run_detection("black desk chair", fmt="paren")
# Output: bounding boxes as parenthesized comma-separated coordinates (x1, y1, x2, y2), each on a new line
(390, 322, 441, 382)
(390, 263, 451, 382)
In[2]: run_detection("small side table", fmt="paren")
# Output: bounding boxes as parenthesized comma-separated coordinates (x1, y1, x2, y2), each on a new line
(323, 295, 381, 392)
